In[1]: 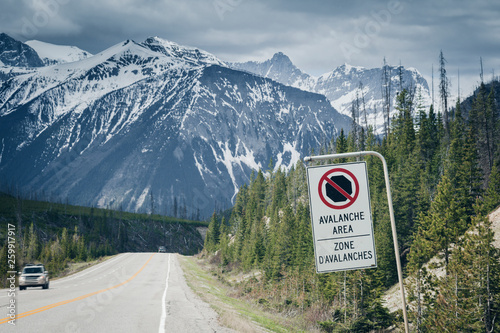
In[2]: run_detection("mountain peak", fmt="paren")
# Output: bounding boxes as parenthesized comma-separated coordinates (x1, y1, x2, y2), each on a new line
(0, 33, 44, 67)
(0, 44, 350, 218)
(270, 51, 291, 62)
(141, 36, 225, 67)
(229, 51, 313, 88)
(337, 63, 364, 73)
(25, 40, 92, 65)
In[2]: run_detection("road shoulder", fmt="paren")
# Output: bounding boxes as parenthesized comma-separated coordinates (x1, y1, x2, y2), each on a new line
(178, 255, 288, 332)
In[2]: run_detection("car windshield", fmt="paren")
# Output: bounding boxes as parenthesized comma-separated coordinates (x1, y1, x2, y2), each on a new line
(24, 267, 43, 274)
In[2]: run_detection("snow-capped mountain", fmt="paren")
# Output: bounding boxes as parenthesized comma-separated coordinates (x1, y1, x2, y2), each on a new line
(0, 33, 44, 67)
(0, 34, 350, 218)
(316, 64, 431, 128)
(25, 40, 92, 65)
(0, 33, 41, 82)
(231, 54, 432, 134)
(229, 52, 315, 91)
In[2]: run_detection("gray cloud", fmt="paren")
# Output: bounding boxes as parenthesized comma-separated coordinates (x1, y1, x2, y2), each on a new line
(0, 0, 499, 96)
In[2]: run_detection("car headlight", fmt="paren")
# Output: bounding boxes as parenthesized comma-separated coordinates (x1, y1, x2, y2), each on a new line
(19, 277, 25, 282)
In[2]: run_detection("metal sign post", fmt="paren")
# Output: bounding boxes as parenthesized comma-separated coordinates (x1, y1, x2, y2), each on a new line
(304, 151, 409, 333)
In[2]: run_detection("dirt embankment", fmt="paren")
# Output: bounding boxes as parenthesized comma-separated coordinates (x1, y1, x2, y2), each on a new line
(490, 206, 500, 249)
(383, 205, 500, 312)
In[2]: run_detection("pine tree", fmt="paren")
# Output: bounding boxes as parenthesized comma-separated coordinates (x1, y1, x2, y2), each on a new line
(483, 86, 497, 174)
(198, 78, 500, 330)
(336, 128, 348, 161)
(218, 218, 231, 266)
(391, 150, 420, 256)
(60, 228, 69, 260)
(483, 163, 500, 213)
(204, 212, 220, 253)
(0, 245, 8, 288)
(460, 125, 484, 218)
(26, 223, 39, 263)
(470, 82, 490, 181)
(417, 104, 440, 175)
(263, 209, 281, 280)
(390, 89, 416, 161)
(293, 203, 314, 272)
(421, 173, 466, 272)
(407, 225, 435, 333)
(435, 208, 500, 332)
(446, 99, 482, 222)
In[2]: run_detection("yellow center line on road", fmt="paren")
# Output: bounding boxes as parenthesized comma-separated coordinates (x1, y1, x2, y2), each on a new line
(0, 253, 155, 325)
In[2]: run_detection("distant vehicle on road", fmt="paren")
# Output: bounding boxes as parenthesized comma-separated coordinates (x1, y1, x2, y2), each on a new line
(19, 264, 49, 290)
(158, 246, 167, 253)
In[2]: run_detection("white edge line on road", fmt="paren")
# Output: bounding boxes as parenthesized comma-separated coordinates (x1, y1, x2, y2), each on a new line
(55, 253, 129, 283)
(158, 253, 171, 333)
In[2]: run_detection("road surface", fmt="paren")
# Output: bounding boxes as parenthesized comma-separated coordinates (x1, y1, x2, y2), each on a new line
(0, 253, 233, 332)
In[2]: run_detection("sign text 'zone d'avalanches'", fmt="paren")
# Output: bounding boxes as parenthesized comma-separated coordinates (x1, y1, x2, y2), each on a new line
(306, 161, 377, 273)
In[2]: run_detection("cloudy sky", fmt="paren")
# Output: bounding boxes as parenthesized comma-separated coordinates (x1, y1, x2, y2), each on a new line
(1, 0, 499, 98)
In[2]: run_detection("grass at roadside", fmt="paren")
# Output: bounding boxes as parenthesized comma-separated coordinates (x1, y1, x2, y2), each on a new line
(178, 255, 298, 332)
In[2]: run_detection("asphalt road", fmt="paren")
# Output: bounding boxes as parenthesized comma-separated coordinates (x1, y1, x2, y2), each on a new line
(0, 253, 233, 332)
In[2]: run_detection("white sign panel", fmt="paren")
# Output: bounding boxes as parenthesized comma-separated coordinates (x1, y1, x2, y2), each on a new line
(306, 161, 377, 273)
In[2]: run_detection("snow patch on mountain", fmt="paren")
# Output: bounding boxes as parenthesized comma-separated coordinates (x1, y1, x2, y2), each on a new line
(230, 54, 432, 134)
(143, 36, 226, 68)
(0, 39, 213, 121)
(0, 35, 351, 218)
(25, 40, 92, 65)
(275, 142, 301, 172)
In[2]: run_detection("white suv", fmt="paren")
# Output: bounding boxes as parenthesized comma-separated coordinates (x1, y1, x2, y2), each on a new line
(19, 264, 49, 290)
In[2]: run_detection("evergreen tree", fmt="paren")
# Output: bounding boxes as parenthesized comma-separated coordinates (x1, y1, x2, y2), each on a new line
(26, 223, 39, 263)
(482, 85, 497, 174)
(60, 228, 70, 260)
(293, 203, 313, 272)
(204, 213, 220, 253)
(407, 225, 435, 333)
(336, 128, 348, 162)
(199, 79, 500, 330)
(218, 218, 231, 266)
(391, 150, 420, 258)
(390, 89, 416, 161)
(446, 99, 482, 221)
(421, 173, 466, 272)
(0, 245, 8, 288)
(417, 105, 439, 168)
(483, 163, 500, 213)
(76, 235, 87, 261)
(470, 82, 491, 181)
(426, 208, 500, 332)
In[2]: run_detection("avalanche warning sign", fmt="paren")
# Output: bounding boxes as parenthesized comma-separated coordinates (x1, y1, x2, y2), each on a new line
(306, 161, 377, 273)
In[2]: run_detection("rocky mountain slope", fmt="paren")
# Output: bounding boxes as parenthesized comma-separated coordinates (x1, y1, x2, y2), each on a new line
(25, 40, 93, 65)
(0, 33, 44, 67)
(231, 53, 432, 134)
(0, 34, 350, 218)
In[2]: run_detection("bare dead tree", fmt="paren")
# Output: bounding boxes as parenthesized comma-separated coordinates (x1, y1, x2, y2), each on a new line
(381, 57, 392, 138)
(439, 50, 450, 137)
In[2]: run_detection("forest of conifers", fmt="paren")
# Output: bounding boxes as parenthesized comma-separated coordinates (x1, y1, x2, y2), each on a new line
(0, 196, 206, 288)
(203, 80, 500, 332)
